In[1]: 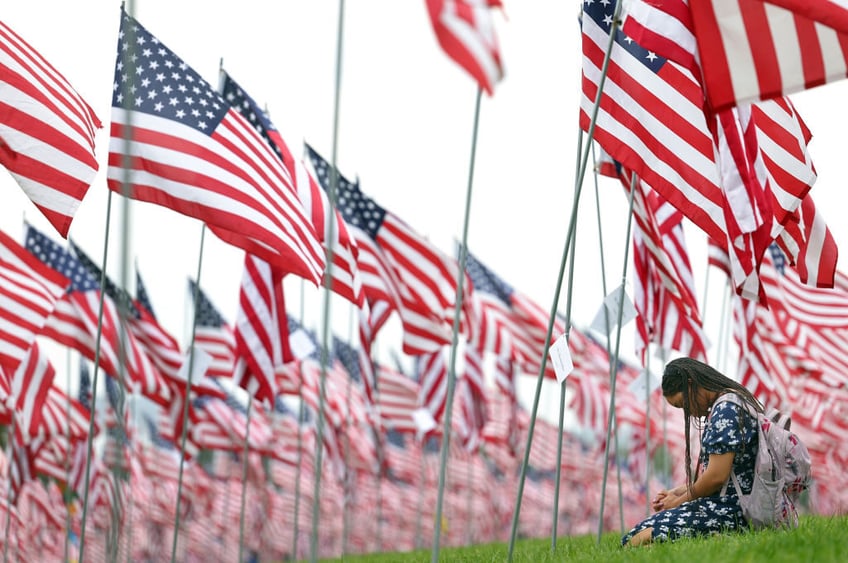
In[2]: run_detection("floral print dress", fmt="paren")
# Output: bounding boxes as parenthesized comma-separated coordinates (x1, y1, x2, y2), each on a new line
(621, 393, 759, 544)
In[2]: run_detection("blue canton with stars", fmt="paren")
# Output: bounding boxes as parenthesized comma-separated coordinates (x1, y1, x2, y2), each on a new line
(24, 224, 99, 292)
(112, 9, 228, 133)
(188, 278, 227, 328)
(768, 243, 787, 275)
(584, 0, 665, 73)
(136, 270, 156, 318)
(333, 336, 362, 383)
(305, 143, 386, 239)
(220, 71, 284, 161)
(463, 246, 515, 306)
(70, 239, 140, 319)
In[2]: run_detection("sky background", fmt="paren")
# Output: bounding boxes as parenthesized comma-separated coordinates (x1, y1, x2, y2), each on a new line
(3, 1, 848, 415)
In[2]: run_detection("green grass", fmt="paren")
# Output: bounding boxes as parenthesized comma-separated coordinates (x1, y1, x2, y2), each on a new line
(320, 515, 848, 562)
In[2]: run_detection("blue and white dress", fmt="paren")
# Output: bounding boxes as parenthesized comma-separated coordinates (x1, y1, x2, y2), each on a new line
(621, 394, 758, 544)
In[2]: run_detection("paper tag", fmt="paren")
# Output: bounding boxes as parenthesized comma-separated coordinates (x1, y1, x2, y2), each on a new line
(413, 407, 437, 436)
(549, 333, 574, 383)
(590, 284, 637, 333)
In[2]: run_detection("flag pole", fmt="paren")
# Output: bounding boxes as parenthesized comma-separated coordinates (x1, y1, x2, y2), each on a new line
(3, 415, 17, 563)
(80, 2, 136, 559)
(63, 349, 73, 563)
(430, 84, 482, 563)
(644, 348, 652, 517)
(311, 1, 346, 560)
(596, 171, 637, 542)
(237, 394, 254, 563)
(341, 307, 355, 556)
(551, 127, 584, 550)
(506, 3, 624, 558)
(292, 278, 306, 561)
(589, 143, 627, 534)
(76, 189, 122, 562)
(169, 224, 208, 563)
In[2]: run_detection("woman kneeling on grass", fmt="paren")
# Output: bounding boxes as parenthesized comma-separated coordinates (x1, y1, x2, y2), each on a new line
(622, 357, 762, 547)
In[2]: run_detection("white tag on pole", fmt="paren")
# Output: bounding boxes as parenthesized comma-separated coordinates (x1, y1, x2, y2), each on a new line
(549, 333, 574, 384)
(413, 407, 437, 437)
(627, 369, 662, 397)
(590, 284, 637, 333)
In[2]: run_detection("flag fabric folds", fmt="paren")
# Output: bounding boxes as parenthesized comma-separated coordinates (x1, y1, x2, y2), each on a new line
(0, 229, 69, 376)
(219, 71, 364, 307)
(24, 224, 172, 407)
(306, 143, 472, 356)
(686, 0, 848, 111)
(424, 0, 505, 95)
(0, 19, 101, 238)
(762, 0, 848, 33)
(107, 9, 325, 284)
(233, 253, 289, 404)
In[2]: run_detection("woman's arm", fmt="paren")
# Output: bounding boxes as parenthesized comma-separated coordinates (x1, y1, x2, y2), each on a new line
(662, 452, 735, 509)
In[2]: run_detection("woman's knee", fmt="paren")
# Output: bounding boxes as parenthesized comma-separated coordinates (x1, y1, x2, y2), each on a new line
(627, 527, 653, 547)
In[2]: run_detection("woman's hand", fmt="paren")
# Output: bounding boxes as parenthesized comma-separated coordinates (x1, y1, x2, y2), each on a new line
(651, 485, 688, 511)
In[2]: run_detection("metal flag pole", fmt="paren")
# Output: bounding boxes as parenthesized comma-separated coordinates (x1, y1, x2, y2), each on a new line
(589, 143, 626, 535)
(430, 84, 482, 563)
(506, 2, 624, 558)
(292, 278, 306, 561)
(169, 224, 208, 563)
(238, 394, 254, 563)
(63, 349, 72, 563)
(595, 171, 637, 543)
(3, 416, 17, 563)
(310, 1, 345, 560)
(644, 349, 652, 517)
(551, 128, 584, 550)
(77, 190, 121, 563)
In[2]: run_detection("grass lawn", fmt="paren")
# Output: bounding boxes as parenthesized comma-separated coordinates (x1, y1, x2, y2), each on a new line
(320, 514, 848, 562)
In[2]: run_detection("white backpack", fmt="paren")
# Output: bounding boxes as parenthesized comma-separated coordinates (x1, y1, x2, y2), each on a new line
(717, 393, 812, 529)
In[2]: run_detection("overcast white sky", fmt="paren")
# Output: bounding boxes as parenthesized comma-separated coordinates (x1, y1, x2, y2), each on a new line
(3, 1, 848, 403)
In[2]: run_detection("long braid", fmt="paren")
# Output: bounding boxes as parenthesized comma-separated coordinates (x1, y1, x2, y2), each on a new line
(662, 357, 763, 498)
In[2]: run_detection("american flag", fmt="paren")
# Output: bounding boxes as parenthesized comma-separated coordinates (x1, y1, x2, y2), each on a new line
(0, 229, 69, 375)
(686, 0, 848, 111)
(306, 143, 472, 355)
(623, 1, 836, 291)
(456, 347, 487, 452)
(129, 268, 190, 392)
(424, 0, 505, 95)
(415, 348, 449, 427)
(581, 0, 727, 248)
(0, 19, 101, 238)
(763, 0, 848, 32)
(233, 253, 288, 404)
(188, 278, 237, 379)
(594, 158, 708, 362)
(107, 10, 325, 283)
(220, 71, 364, 308)
(25, 224, 172, 407)
(463, 247, 561, 380)
(8, 342, 55, 443)
(71, 242, 195, 397)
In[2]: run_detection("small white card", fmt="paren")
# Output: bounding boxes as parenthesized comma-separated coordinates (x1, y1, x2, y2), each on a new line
(549, 333, 574, 384)
(590, 284, 637, 334)
(412, 407, 437, 436)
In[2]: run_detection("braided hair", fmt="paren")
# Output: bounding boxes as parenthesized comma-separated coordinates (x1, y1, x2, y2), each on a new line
(661, 357, 763, 496)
